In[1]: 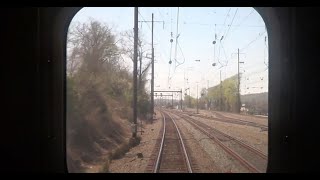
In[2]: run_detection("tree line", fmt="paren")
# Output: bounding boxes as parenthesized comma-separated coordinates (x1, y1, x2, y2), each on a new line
(184, 74, 240, 113)
(66, 19, 151, 172)
(184, 74, 268, 115)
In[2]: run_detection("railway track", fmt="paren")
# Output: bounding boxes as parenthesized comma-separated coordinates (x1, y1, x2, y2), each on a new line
(145, 110, 193, 173)
(171, 111, 268, 173)
(184, 110, 268, 131)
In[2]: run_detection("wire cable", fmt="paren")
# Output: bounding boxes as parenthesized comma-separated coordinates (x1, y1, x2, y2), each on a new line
(240, 30, 266, 52)
(223, 8, 238, 41)
(218, 8, 231, 37)
(221, 43, 229, 66)
(213, 24, 217, 63)
(174, 7, 180, 71)
(175, 41, 186, 69)
(263, 35, 268, 69)
(217, 8, 239, 69)
(138, 10, 152, 31)
(228, 9, 254, 35)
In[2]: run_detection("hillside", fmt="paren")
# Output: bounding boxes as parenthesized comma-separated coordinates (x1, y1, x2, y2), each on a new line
(66, 19, 149, 172)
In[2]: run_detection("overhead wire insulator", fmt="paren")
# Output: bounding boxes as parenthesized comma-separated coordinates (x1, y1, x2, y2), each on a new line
(265, 36, 267, 44)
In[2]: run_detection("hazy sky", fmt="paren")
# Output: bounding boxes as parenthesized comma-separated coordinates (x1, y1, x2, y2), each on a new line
(70, 7, 268, 98)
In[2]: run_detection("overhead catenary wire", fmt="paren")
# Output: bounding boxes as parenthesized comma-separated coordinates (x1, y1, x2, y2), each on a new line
(221, 9, 267, 95)
(242, 70, 268, 82)
(216, 8, 239, 69)
(175, 41, 186, 68)
(215, 8, 230, 64)
(217, 10, 264, 86)
(241, 62, 268, 91)
(168, 8, 174, 87)
(174, 7, 180, 71)
(157, 8, 166, 22)
(240, 30, 267, 52)
(221, 42, 229, 66)
(216, 8, 236, 68)
(170, 7, 187, 82)
(243, 80, 267, 90)
(217, 36, 224, 67)
(181, 22, 265, 28)
(263, 35, 268, 69)
(223, 8, 238, 41)
(138, 8, 172, 90)
(153, 8, 263, 68)
(169, 32, 173, 63)
(244, 72, 267, 82)
(152, 8, 267, 94)
(218, 8, 231, 37)
(139, 8, 170, 63)
(213, 24, 217, 63)
(168, 32, 173, 86)
(138, 10, 152, 31)
(244, 65, 268, 75)
(138, 8, 173, 82)
(228, 9, 255, 35)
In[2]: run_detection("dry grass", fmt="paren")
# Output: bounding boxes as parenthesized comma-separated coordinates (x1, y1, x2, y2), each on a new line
(110, 137, 141, 160)
(100, 158, 111, 173)
(67, 91, 134, 172)
(98, 137, 141, 173)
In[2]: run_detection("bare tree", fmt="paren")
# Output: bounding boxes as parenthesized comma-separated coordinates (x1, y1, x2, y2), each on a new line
(67, 19, 120, 78)
(119, 30, 151, 92)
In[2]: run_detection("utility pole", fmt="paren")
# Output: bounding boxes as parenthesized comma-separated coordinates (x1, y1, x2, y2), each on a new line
(185, 88, 191, 108)
(138, 51, 142, 91)
(151, 13, 154, 117)
(197, 84, 199, 114)
(220, 70, 222, 111)
(132, 7, 138, 138)
(189, 88, 191, 108)
(238, 48, 240, 113)
(172, 93, 174, 107)
(180, 89, 183, 110)
(138, 14, 164, 117)
(207, 80, 209, 110)
(237, 48, 244, 113)
(231, 49, 245, 113)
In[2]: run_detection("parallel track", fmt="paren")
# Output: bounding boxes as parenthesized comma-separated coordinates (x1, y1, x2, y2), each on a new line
(171, 111, 267, 173)
(185, 110, 268, 131)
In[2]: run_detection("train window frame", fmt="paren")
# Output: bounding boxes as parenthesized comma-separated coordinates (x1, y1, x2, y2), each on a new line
(50, 7, 284, 172)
